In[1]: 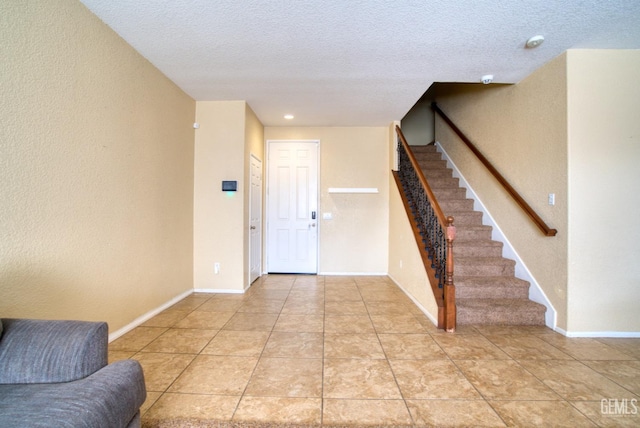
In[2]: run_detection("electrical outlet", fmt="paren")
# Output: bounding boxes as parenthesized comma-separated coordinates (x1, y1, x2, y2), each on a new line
(214, 263, 220, 274)
(548, 193, 555, 206)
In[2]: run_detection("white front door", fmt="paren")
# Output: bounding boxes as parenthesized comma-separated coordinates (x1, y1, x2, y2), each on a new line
(267, 141, 319, 273)
(249, 155, 262, 284)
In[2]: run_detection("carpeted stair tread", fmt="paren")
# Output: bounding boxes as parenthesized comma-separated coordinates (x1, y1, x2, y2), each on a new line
(406, 145, 546, 327)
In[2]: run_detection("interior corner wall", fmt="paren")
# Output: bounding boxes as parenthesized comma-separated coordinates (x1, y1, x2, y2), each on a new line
(400, 100, 435, 146)
(433, 54, 569, 329)
(263, 127, 389, 274)
(194, 101, 248, 291)
(0, 0, 195, 332)
(388, 124, 439, 322)
(566, 49, 640, 333)
(243, 104, 265, 285)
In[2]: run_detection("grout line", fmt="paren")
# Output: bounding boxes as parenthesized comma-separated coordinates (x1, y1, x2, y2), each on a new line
(121, 274, 640, 426)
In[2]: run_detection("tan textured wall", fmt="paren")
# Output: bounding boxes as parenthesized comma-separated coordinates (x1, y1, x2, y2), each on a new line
(434, 55, 569, 329)
(388, 124, 439, 321)
(264, 127, 389, 274)
(0, 1, 195, 332)
(566, 50, 640, 333)
(193, 101, 247, 291)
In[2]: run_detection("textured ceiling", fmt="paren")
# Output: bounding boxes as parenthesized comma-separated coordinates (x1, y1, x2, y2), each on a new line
(79, 0, 640, 126)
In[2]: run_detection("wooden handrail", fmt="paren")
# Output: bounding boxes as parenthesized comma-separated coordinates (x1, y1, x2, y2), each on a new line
(432, 102, 557, 237)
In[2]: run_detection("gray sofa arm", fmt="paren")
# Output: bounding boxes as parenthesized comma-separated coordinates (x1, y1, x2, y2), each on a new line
(0, 359, 147, 428)
(0, 318, 108, 384)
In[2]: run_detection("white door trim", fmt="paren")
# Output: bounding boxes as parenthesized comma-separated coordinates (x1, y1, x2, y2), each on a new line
(249, 153, 263, 286)
(265, 139, 320, 273)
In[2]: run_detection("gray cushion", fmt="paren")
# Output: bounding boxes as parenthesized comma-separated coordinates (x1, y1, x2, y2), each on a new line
(0, 319, 108, 384)
(0, 359, 146, 428)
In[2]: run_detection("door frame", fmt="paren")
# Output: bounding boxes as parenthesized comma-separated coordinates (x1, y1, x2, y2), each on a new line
(265, 139, 320, 274)
(248, 153, 263, 286)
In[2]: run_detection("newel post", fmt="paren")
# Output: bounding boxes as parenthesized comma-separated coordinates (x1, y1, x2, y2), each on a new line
(445, 216, 457, 332)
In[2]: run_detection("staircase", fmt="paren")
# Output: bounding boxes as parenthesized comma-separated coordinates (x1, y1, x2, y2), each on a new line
(410, 144, 546, 325)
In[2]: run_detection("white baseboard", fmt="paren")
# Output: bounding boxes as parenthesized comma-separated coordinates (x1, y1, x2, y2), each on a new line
(554, 326, 640, 338)
(435, 141, 557, 329)
(388, 274, 438, 327)
(319, 272, 388, 276)
(193, 288, 246, 294)
(108, 289, 193, 342)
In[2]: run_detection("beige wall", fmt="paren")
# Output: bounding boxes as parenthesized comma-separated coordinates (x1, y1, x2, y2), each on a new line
(388, 125, 439, 321)
(194, 101, 264, 290)
(566, 50, 640, 333)
(0, 0, 195, 332)
(433, 55, 569, 329)
(194, 101, 248, 291)
(401, 100, 435, 146)
(264, 127, 389, 274)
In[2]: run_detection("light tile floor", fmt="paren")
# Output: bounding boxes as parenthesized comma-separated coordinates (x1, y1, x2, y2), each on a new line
(109, 275, 640, 427)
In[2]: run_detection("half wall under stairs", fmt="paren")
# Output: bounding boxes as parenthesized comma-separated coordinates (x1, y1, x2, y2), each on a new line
(410, 144, 546, 326)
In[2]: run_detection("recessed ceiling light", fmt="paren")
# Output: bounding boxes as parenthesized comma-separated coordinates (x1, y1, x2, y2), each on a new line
(525, 35, 544, 48)
(284, 114, 294, 120)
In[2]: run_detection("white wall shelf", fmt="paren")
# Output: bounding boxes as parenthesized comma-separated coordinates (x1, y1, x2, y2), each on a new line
(327, 187, 379, 194)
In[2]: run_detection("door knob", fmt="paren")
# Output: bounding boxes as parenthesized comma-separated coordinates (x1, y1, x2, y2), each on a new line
(250, 226, 256, 230)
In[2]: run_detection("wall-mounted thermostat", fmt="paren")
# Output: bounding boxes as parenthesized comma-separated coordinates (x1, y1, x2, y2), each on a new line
(222, 181, 237, 192)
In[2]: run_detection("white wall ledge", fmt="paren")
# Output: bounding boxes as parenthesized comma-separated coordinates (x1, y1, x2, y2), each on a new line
(328, 187, 378, 194)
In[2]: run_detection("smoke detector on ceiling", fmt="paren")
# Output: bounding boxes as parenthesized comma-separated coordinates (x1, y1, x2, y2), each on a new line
(481, 75, 494, 85)
(525, 35, 545, 48)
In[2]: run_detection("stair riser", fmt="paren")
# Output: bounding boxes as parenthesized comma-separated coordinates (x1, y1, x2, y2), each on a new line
(439, 199, 475, 212)
(454, 228, 493, 241)
(433, 188, 467, 200)
(446, 212, 483, 226)
(453, 245, 503, 258)
(422, 168, 453, 179)
(417, 160, 447, 170)
(456, 264, 515, 277)
(457, 308, 546, 325)
(409, 145, 438, 152)
(411, 152, 442, 161)
(426, 177, 459, 188)
(455, 285, 529, 299)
